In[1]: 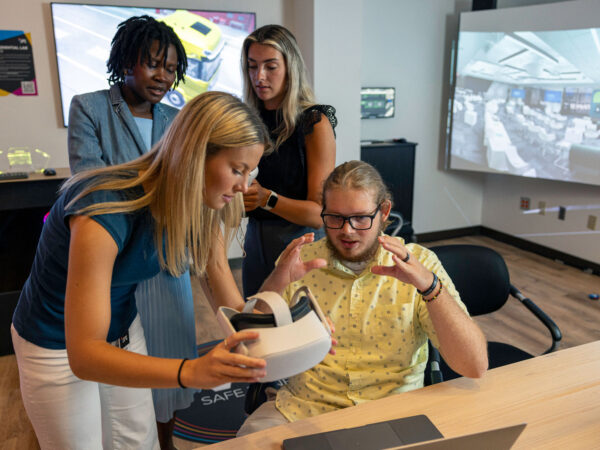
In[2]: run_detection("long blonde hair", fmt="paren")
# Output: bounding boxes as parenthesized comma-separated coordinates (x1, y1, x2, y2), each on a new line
(241, 24, 315, 150)
(63, 91, 271, 276)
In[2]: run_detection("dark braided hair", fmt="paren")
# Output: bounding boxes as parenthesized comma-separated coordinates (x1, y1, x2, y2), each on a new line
(107, 15, 187, 87)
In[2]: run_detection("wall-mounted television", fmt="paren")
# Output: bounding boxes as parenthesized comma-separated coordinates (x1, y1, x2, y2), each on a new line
(361, 87, 395, 119)
(446, 0, 600, 187)
(50, 3, 256, 126)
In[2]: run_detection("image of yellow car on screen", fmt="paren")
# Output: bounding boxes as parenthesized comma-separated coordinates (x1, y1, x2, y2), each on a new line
(160, 10, 224, 108)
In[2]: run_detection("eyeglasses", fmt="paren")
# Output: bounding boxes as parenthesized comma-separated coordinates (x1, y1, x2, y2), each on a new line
(321, 204, 381, 230)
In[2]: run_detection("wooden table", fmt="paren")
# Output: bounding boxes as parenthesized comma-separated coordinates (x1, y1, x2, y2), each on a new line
(208, 341, 600, 449)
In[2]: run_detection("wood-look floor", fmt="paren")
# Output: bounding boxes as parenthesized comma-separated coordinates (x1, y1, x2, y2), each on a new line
(2, 235, 599, 449)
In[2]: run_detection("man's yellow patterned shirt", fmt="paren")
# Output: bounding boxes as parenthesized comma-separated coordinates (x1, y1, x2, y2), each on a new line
(275, 236, 469, 421)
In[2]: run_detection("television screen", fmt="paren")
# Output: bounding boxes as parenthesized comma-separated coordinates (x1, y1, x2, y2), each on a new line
(447, 0, 600, 186)
(50, 3, 256, 126)
(361, 87, 395, 119)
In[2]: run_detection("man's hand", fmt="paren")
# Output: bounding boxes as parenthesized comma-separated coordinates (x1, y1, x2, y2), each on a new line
(259, 233, 327, 294)
(371, 235, 434, 292)
(373, 236, 488, 378)
(243, 179, 268, 212)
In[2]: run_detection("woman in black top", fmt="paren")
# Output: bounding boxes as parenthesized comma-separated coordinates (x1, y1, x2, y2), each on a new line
(241, 25, 337, 296)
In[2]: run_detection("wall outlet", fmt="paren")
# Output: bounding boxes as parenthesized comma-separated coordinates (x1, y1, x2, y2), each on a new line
(558, 206, 566, 220)
(520, 197, 530, 210)
(538, 201, 546, 215)
(588, 215, 597, 230)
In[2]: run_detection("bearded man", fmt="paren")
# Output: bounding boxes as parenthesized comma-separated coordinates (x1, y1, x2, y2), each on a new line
(238, 160, 488, 436)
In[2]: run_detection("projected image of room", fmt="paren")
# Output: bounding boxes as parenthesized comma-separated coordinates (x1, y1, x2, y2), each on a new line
(448, 9, 600, 187)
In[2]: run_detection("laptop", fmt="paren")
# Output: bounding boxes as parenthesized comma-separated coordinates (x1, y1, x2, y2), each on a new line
(282, 414, 526, 450)
(388, 423, 527, 450)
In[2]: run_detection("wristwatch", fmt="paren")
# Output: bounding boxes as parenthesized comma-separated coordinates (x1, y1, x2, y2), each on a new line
(263, 190, 279, 210)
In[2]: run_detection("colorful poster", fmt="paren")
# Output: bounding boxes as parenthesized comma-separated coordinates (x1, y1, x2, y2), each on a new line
(0, 30, 37, 96)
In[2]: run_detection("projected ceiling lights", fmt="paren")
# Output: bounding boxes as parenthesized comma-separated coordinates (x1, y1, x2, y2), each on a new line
(460, 29, 597, 85)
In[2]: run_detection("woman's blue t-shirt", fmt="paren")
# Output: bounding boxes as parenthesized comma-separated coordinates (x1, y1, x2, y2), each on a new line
(12, 178, 160, 349)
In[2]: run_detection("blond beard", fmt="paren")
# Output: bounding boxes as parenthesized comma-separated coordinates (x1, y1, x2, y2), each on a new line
(325, 229, 382, 263)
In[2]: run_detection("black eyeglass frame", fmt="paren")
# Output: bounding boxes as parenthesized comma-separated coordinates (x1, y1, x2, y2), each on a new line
(320, 204, 382, 230)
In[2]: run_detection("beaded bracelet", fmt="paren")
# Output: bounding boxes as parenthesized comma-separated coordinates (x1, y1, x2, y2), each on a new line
(423, 279, 444, 303)
(417, 272, 438, 297)
(177, 358, 188, 389)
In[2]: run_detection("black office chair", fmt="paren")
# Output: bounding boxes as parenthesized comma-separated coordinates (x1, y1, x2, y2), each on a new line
(425, 244, 562, 384)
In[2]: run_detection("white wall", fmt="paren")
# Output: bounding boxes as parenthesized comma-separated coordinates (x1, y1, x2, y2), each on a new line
(312, 0, 363, 165)
(2, 0, 363, 259)
(0, 0, 285, 260)
(0, 0, 360, 170)
(284, 0, 314, 84)
(361, 0, 484, 234)
(0, 0, 285, 170)
(482, 175, 600, 264)
(5, 0, 598, 264)
(480, 0, 600, 265)
(360, 0, 600, 265)
(285, 0, 362, 165)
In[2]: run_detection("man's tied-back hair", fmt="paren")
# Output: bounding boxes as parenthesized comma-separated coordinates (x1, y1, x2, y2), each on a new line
(107, 15, 187, 87)
(322, 160, 393, 211)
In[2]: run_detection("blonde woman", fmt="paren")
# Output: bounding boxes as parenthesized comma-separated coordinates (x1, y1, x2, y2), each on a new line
(10, 92, 314, 449)
(241, 24, 337, 296)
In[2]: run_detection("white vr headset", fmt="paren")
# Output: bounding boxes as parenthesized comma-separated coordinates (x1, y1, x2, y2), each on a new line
(216, 286, 331, 382)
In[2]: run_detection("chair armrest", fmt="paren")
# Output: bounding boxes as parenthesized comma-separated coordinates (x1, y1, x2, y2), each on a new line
(428, 342, 444, 385)
(509, 285, 562, 354)
(388, 212, 404, 237)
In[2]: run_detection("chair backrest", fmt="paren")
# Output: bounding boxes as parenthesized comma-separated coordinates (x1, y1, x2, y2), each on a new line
(429, 244, 510, 316)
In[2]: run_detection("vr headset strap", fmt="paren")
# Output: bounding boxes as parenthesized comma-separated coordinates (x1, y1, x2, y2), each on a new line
(245, 292, 293, 327)
(290, 286, 331, 336)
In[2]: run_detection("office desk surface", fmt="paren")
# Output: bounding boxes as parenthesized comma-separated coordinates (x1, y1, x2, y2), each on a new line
(0, 167, 70, 184)
(209, 341, 600, 449)
(0, 167, 70, 211)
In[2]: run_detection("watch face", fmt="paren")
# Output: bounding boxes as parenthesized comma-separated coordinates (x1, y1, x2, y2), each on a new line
(267, 193, 278, 208)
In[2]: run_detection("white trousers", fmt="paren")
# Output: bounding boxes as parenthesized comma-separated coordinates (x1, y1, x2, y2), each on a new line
(11, 316, 159, 450)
